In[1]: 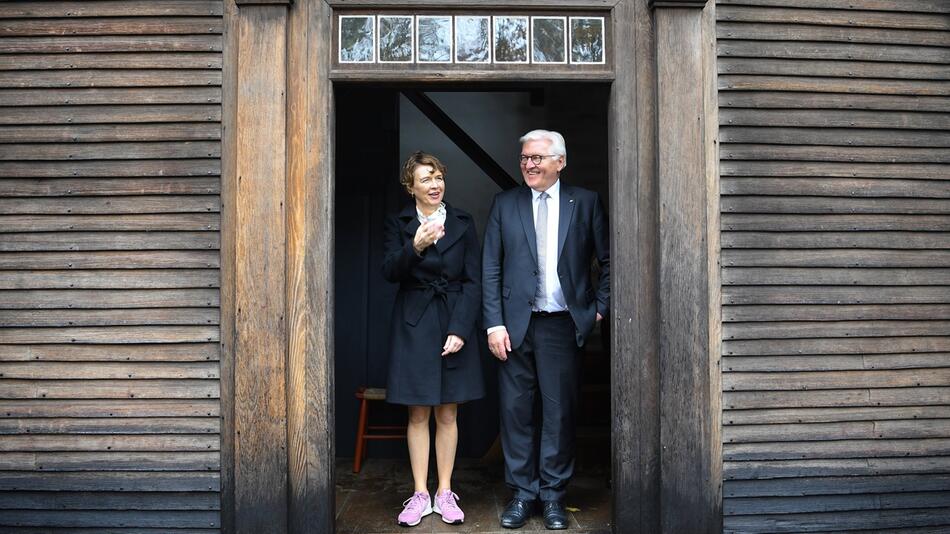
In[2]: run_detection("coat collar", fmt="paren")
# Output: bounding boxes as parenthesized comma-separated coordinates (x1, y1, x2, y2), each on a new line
(399, 201, 468, 252)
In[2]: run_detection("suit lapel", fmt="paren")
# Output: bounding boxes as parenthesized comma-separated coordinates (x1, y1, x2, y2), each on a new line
(401, 203, 421, 240)
(518, 186, 539, 266)
(557, 185, 575, 262)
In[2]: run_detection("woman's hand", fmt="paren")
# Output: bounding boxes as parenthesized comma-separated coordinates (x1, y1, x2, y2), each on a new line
(442, 334, 464, 356)
(413, 221, 445, 254)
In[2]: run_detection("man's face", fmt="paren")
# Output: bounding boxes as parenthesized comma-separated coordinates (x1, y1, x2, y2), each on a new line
(520, 139, 564, 192)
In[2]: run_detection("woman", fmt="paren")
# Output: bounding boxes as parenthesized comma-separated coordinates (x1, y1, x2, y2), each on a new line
(382, 151, 485, 527)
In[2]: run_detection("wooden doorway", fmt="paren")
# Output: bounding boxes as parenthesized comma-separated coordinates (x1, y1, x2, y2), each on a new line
(222, 1, 720, 533)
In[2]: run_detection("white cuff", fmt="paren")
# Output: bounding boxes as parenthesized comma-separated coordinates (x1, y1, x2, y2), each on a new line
(486, 325, 507, 335)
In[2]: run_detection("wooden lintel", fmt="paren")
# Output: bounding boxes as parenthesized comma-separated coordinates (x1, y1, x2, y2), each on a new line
(236, 0, 292, 5)
(650, 0, 707, 8)
(402, 90, 519, 191)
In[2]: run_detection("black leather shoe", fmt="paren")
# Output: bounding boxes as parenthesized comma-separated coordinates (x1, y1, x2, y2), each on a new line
(500, 498, 534, 529)
(542, 500, 568, 530)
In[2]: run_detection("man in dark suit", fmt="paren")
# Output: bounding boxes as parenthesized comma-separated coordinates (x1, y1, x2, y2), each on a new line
(483, 130, 610, 530)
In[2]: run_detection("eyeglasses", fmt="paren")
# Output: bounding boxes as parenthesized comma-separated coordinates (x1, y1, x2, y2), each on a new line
(519, 154, 559, 165)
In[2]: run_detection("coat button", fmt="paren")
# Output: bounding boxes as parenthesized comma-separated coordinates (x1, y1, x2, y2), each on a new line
(528, 300, 534, 306)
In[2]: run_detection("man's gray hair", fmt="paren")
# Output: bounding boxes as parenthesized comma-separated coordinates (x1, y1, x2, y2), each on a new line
(520, 129, 567, 168)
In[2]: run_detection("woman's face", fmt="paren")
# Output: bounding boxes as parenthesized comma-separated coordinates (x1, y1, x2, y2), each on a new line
(411, 164, 445, 210)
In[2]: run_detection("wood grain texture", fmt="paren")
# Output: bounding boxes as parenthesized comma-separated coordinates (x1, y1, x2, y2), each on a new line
(284, 0, 334, 532)
(0, 1, 223, 530)
(656, 5, 716, 533)
(609, 0, 661, 531)
(232, 5, 287, 532)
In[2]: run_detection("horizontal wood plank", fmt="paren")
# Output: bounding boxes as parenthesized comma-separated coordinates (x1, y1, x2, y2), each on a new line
(723, 353, 950, 372)
(0, 214, 220, 232)
(717, 6, 950, 30)
(0, 123, 221, 143)
(718, 40, 950, 64)
(0, 326, 220, 344)
(0, 105, 221, 125)
(724, 387, 950, 409)
(0, 270, 219, 290)
(0, 196, 220, 215)
(723, 304, 950, 322)
(725, 491, 950, 516)
(0, 18, 222, 36)
(721, 231, 950, 249)
(724, 321, 950, 340)
(0, 451, 220, 471)
(0, 399, 219, 417)
(724, 457, 950, 479)
(0, 308, 219, 327)
(724, 474, 950, 497)
(0, 232, 220, 252)
(721, 110, 950, 131)
(0, 379, 220, 399)
(723, 336, 950, 356)
(0, 70, 222, 89)
(719, 75, 950, 95)
(0, 1, 224, 18)
(721, 145, 950, 164)
(0, 361, 219, 380)
(0, 344, 220, 362)
(721, 215, 950, 232)
(725, 405, 950, 425)
(0, 434, 219, 452)
(722, 249, 950, 267)
(723, 507, 950, 532)
(720, 195, 950, 215)
(0, 251, 220, 269)
(0, 417, 218, 434)
(719, 58, 950, 80)
(0, 289, 219, 309)
(716, 0, 950, 13)
(725, 368, 950, 390)
(722, 268, 950, 286)
(0, 159, 219, 177)
(717, 22, 950, 47)
(724, 286, 950, 305)
(0, 509, 220, 528)
(720, 127, 950, 147)
(0, 490, 219, 510)
(719, 92, 950, 112)
(0, 87, 221, 106)
(0, 142, 220, 160)
(0, 35, 222, 53)
(0, 471, 219, 491)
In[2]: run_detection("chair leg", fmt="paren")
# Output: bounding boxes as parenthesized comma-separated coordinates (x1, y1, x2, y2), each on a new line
(353, 396, 369, 473)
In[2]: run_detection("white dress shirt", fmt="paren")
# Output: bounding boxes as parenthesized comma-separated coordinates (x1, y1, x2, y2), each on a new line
(487, 180, 567, 335)
(531, 180, 567, 313)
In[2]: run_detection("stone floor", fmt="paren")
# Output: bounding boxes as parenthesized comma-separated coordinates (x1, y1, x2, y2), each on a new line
(335, 457, 612, 534)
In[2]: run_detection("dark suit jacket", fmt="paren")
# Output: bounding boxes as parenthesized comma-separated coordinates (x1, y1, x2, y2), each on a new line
(482, 183, 610, 349)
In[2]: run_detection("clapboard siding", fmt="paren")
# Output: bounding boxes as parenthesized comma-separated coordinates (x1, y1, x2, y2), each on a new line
(0, 1, 222, 531)
(717, 1, 950, 532)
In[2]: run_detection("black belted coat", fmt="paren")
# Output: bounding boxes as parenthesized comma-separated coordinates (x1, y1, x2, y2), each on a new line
(382, 202, 485, 406)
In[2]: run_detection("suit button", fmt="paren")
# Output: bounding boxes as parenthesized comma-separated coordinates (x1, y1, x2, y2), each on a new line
(533, 270, 538, 275)
(528, 300, 534, 306)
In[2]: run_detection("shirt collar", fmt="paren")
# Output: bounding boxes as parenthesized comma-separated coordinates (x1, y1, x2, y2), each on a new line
(531, 179, 560, 202)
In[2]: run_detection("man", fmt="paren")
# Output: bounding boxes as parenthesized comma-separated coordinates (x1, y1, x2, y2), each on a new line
(483, 130, 610, 530)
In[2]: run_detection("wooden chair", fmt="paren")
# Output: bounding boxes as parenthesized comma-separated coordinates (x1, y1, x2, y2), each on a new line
(353, 387, 406, 473)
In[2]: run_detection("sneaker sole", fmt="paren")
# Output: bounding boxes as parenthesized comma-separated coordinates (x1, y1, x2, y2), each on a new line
(397, 507, 432, 527)
(433, 504, 464, 524)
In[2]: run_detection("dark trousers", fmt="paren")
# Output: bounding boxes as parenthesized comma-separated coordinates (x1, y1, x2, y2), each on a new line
(499, 312, 581, 502)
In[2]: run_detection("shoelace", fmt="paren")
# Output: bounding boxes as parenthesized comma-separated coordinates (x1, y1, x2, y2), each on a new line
(438, 491, 461, 512)
(402, 492, 429, 512)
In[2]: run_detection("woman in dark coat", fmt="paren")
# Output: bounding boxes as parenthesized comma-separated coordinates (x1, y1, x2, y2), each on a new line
(382, 151, 485, 527)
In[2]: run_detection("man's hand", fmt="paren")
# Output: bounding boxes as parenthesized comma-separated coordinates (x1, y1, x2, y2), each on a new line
(413, 221, 445, 254)
(488, 329, 511, 361)
(442, 334, 464, 356)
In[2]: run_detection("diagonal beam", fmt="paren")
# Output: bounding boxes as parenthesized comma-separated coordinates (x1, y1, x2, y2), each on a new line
(402, 90, 519, 191)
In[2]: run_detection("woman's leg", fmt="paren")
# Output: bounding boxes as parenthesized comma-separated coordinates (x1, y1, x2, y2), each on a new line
(433, 403, 458, 493)
(407, 405, 432, 493)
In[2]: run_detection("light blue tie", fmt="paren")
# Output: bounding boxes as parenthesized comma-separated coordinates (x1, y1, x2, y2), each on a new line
(535, 192, 549, 310)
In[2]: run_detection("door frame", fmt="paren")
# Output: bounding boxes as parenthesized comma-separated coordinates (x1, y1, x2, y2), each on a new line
(221, 1, 721, 532)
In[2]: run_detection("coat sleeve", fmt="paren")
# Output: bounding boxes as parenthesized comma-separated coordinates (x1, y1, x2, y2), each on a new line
(447, 220, 481, 341)
(381, 215, 423, 283)
(592, 193, 610, 318)
(482, 196, 505, 329)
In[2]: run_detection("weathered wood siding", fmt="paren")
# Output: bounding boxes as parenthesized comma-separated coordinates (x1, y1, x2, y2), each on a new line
(717, 1, 950, 532)
(0, 1, 223, 530)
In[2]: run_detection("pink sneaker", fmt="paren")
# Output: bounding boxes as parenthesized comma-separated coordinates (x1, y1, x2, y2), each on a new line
(397, 491, 432, 527)
(434, 489, 464, 525)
